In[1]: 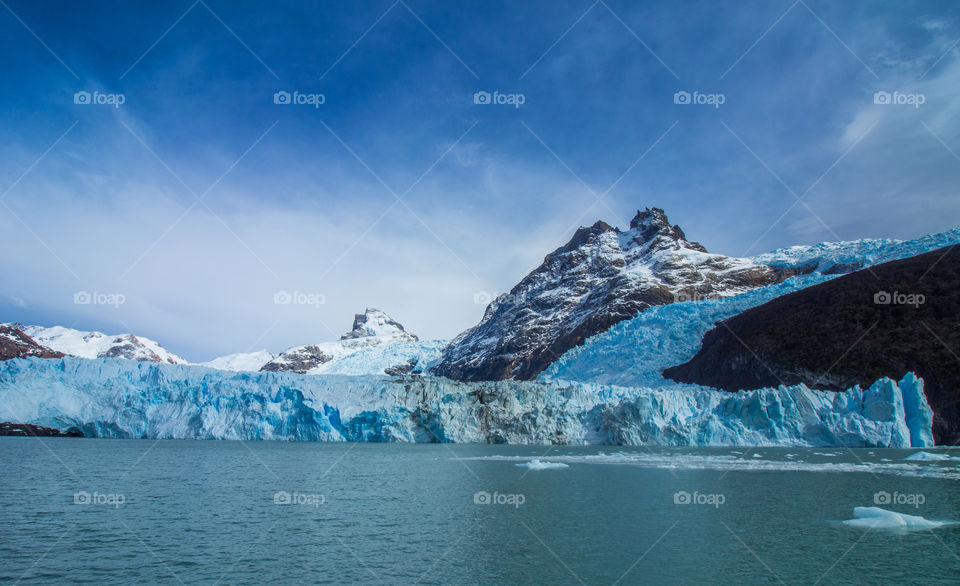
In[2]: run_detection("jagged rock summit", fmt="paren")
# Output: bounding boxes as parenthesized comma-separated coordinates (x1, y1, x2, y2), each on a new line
(341, 308, 418, 342)
(432, 207, 795, 381)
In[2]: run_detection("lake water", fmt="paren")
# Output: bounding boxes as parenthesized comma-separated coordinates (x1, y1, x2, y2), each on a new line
(1, 439, 958, 584)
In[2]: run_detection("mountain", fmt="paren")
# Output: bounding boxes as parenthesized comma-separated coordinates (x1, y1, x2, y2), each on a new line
(10, 324, 187, 364)
(432, 208, 801, 381)
(198, 350, 275, 372)
(0, 356, 932, 446)
(664, 245, 960, 444)
(0, 324, 64, 360)
(260, 308, 421, 374)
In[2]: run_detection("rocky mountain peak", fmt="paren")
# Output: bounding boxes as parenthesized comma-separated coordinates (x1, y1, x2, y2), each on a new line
(627, 207, 706, 252)
(341, 308, 418, 341)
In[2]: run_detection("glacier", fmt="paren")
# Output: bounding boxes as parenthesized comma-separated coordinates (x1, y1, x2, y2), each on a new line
(0, 356, 934, 447)
(540, 228, 960, 391)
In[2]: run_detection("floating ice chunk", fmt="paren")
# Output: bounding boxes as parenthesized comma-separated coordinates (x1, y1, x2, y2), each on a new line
(516, 459, 569, 470)
(904, 451, 951, 461)
(843, 507, 949, 531)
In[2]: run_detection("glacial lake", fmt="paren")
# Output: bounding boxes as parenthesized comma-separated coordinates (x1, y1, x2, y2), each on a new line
(1, 439, 958, 584)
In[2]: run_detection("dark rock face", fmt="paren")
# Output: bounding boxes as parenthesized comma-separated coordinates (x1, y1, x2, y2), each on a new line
(384, 358, 419, 376)
(260, 345, 332, 374)
(432, 207, 790, 382)
(0, 422, 83, 437)
(0, 325, 64, 360)
(664, 245, 960, 445)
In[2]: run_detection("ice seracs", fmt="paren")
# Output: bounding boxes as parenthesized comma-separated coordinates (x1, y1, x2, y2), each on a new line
(0, 356, 936, 447)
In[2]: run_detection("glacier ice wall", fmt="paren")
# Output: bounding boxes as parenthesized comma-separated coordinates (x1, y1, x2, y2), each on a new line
(0, 357, 933, 447)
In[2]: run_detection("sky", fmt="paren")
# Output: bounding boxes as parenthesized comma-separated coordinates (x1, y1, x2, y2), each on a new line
(0, 0, 958, 361)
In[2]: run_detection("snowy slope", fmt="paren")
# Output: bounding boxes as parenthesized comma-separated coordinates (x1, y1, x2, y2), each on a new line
(0, 356, 934, 447)
(11, 324, 187, 364)
(198, 350, 275, 372)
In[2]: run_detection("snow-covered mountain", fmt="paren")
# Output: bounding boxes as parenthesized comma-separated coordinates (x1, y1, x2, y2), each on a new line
(433, 208, 796, 381)
(6, 324, 187, 364)
(260, 308, 427, 374)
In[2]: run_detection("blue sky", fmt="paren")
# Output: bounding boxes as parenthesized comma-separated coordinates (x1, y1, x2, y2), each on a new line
(1, 0, 958, 360)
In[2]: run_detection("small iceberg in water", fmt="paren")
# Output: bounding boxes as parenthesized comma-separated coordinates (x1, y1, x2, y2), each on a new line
(516, 459, 569, 470)
(904, 451, 951, 461)
(843, 507, 951, 531)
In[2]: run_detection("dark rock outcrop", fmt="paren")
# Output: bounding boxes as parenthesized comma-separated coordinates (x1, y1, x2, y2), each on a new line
(0, 325, 64, 361)
(0, 422, 83, 437)
(664, 245, 960, 445)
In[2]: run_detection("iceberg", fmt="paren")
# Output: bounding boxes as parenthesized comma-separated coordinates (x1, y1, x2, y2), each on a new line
(904, 451, 951, 461)
(843, 507, 950, 531)
(516, 459, 569, 470)
(0, 357, 935, 446)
